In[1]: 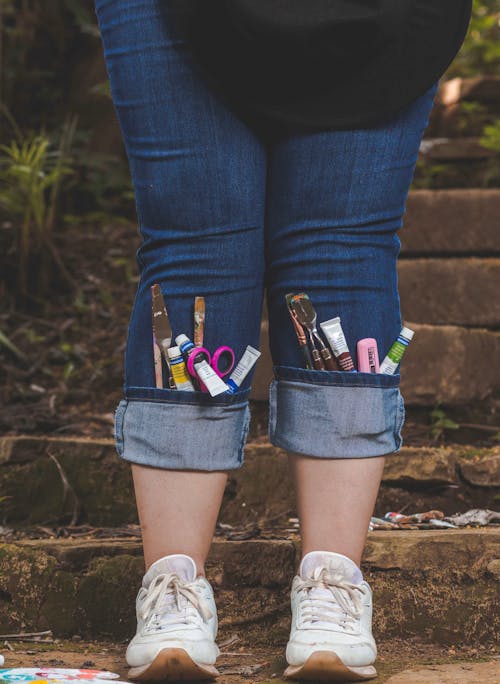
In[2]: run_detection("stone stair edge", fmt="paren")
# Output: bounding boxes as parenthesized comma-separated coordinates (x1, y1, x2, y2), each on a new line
(8, 527, 500, 575)
(1, 432, 499, 462)
(2, 529, 498, 644)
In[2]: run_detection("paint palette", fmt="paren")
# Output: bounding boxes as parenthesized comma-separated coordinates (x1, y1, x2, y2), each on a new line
(0, 670, 129, 684)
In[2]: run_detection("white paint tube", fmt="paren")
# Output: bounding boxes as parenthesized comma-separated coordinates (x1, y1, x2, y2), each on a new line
(319, 317, 355, 371)
(193, 359, 230, 396)
(226, 345, 261, 393)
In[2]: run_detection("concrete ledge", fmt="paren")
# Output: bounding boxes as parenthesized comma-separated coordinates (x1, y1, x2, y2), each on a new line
(401, 323, 500, 405)
(1, 437, 499, 525)
(401, 190, 500, 255)
(399, 259, 500, 327)
(418, 137, 496, 161)
(0, 437, 500, 528)
(1, 530, 498, 645)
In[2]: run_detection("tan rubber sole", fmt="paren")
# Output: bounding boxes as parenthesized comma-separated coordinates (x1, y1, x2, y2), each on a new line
(128, 647, 219, 681)
(284, 650, 377, 681)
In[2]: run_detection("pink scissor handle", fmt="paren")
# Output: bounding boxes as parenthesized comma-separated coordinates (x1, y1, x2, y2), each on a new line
(186, 347, 211, 377)
(211, 346, 235, 378)
(186, 347, 211, 391)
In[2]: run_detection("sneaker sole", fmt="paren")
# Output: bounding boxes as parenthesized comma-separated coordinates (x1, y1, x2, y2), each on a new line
(128, 647, 219, 681)
(283, 650, 377, 681)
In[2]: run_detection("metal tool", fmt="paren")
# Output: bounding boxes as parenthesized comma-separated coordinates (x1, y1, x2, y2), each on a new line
(291, 294, 338, 370)
(151, 284, 175, 388)
(285, 293, 313, 369)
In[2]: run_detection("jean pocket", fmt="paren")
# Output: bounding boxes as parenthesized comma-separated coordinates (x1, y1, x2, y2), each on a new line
(269, 365, 404, 458)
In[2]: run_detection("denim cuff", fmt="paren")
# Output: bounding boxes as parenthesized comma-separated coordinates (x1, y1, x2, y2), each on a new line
(114, 386, 251, 471)
(269, 365, 405, 458)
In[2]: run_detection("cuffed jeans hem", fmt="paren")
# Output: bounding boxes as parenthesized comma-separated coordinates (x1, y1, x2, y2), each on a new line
(114, 386, 251, 471)
(268, 365, 405, 459)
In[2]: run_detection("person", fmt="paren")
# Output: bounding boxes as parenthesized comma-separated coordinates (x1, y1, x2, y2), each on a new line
(93, 1, 471, 681)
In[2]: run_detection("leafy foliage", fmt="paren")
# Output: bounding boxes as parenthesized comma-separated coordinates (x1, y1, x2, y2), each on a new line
(480, 118, 500, 152)
(447, 0, 500, 77)
(0, 115, 77, 293)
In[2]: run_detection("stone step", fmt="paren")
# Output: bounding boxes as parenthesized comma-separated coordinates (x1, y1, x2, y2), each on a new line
(252, 322, 500, 404)
(401, 190, 500, 256)
(418, 137, 497, 161)
(398, 258, 500, 327)
(1, 436, 499, 527)
(1, 529, 498, 646)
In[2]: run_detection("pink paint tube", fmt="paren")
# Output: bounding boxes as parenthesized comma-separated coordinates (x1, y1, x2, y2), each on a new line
(357, 338, 380, 373)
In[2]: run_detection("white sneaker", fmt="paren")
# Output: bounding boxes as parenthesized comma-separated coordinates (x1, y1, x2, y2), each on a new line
(284, 550, 377, 681)
(126, 553, 220, 681)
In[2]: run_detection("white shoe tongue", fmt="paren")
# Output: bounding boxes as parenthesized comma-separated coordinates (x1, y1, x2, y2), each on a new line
(143, 553, 197, 587)
(300, 551, 363, 585)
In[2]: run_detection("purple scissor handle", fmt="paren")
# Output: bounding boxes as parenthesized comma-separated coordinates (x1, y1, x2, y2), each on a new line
(187, 345, 235, 391)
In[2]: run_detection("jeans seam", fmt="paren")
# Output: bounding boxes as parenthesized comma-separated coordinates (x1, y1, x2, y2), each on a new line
(393, 389, 405, 452)
(114, 400, 127, 457)
(237, 403, 251, 466)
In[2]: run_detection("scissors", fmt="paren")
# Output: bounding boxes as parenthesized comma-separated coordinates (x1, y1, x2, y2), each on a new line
(186, 345, 235, 390)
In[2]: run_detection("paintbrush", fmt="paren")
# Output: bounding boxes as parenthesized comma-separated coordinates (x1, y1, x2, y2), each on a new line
(194, 296, 205, 347)
(151, 284, 176, 388)
(291, 293, 339, 370)
(285, 293, 313, 369)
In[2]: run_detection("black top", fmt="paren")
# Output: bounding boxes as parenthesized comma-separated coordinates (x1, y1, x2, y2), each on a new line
(172, 1, 472, 135)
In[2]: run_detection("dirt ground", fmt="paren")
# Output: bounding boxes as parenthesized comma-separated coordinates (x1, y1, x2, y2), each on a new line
(1, 638, 498, 684)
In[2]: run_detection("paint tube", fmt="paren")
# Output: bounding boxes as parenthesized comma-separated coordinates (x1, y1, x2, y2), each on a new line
(175, 333, 206, 389)
(319, 317, 355, 371)
(167, 346, 195, 391)
(357, 338, 380, 373)
(193, 359, 230, 396)
(226, 345, 261, 393)
(379, 326, 414, 374)
(176, 333, 197, 358)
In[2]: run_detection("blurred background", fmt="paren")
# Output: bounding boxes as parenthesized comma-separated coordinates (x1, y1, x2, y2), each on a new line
(0, 0, 499, 444)
(0, 3, 499, 660)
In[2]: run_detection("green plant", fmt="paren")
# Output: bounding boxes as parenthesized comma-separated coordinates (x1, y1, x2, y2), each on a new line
(430, 408, 460, 442)
(0, 112, 78, 292)
(0, 327, 25, 360)
(480, 117, 500, 152)
(447, 0, 500, 78)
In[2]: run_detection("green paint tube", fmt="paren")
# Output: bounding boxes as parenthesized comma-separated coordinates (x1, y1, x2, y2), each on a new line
(379, 326, 414, 375)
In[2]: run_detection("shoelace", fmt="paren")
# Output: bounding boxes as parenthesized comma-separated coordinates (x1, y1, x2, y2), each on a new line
(138, 571, 213, 630)
(296, 566, 365, 630)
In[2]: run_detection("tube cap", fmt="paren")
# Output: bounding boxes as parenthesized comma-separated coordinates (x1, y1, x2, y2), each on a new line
(175, 333, 191, 347)
(167, 346, 181, 359)
(401, 326, 415, 341)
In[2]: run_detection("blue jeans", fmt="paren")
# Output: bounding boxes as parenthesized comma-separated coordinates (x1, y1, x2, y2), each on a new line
(95, 0, 437, 471)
